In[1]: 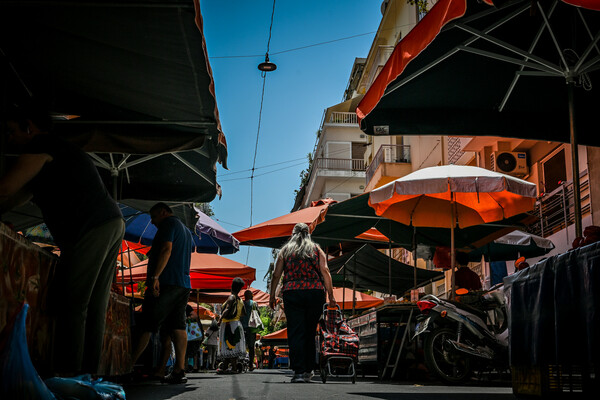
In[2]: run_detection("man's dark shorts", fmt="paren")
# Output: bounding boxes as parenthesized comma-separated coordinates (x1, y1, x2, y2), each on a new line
(141, 284, 189, 333)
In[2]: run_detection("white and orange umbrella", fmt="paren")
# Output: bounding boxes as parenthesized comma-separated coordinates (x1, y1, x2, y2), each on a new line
(369, 165, 537, 296)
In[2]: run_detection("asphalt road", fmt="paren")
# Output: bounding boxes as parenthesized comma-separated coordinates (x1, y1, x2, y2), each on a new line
(122, 369, 517, 400)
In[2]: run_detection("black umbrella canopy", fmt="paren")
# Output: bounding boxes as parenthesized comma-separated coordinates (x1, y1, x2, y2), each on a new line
(0, 0, 227, 204)
(329, 245, 444, 296)
(358, 0, 600, 145)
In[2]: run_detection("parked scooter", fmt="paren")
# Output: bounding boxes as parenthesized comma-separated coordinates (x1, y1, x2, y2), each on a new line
(412, 284, 509, 384)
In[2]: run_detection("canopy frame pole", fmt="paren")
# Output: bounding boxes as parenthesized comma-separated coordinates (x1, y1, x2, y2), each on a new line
(456, 45, 562, 75)
(568, 82, 583, 238)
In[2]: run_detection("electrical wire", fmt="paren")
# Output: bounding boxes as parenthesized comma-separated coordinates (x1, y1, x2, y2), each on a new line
(247, 0, 276, 265)
(208, 23, 415, 60)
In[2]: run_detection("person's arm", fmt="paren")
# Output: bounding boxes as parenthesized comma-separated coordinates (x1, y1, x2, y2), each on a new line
(150, 241, 173, 296)
(269, 255, 284, 309)
(317, 247, 336, 307)
(218, 294, 236, 323)
(0, 153, 50, 207)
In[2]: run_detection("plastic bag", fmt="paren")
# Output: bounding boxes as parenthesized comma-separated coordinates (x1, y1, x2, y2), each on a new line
(45, 374, 126, 400)
(0, 303, 56, 399)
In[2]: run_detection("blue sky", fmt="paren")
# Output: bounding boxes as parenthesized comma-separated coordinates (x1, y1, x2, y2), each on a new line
(200, 1, 384, 291)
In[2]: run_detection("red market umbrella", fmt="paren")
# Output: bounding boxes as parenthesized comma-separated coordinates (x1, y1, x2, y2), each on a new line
(333, 287, 383, 310)
(119, 253, 255, 290)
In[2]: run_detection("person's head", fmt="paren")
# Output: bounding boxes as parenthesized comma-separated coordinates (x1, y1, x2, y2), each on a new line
(244, 289, 253, 301)
(231, 277, 245, 295)
(514, 256, 529, 271)
(4, 102, 53, 147)
(455, 251, 470, 267)
(279, 222, 318, 260)
(149, 202, 173, 227)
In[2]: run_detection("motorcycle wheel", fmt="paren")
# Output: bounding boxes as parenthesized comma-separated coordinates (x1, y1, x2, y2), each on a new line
(424, 327, 472, 385)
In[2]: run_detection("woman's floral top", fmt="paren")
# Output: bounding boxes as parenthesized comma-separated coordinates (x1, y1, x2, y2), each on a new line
(282, 249, 324, 292)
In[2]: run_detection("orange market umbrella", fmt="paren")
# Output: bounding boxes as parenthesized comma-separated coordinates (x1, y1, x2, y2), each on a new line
(369, 165, 537, 295)
(262, 328, 287, 340)
(233, 199, 334, 247)
(333, 287, 383, 310)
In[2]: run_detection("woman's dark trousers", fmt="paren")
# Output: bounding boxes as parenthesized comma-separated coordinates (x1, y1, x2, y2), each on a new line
(282, 289, 325, 375)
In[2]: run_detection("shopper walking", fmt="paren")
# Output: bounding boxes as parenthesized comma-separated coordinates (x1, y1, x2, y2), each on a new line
(216, 277, 246, 373)
(203, 319, 219, 369)
(131, 202, 193, 384)
(240, 289, 258, 371)
(269, 223, 336, 383)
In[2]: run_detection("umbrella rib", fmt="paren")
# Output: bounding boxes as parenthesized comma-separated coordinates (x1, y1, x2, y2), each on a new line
(456, 24, 563, 74)
(574, 8, 600, 74)
(499, 0, 559, 112)
(387, 2, 531, 95)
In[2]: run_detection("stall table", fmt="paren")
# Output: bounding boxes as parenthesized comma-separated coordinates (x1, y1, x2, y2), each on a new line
(348, 303, 419, 379)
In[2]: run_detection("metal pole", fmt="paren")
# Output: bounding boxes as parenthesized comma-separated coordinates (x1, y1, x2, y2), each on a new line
(568, 82, 583, 238)
(352, 256, 357, 315)
(388, 221, 392, 296)
(450, 194, 456, 300)
(412, 226, 417, 288)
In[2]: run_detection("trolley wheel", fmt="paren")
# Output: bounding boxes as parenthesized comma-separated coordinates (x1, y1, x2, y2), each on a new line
(320, 366, 327, 383)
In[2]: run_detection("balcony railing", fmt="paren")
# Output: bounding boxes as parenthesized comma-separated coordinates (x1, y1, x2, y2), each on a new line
(315, 157, 366, 171)
(366, 144, 411, 184)
(327, 112, 358, 125)
(527, 171, 590, 238)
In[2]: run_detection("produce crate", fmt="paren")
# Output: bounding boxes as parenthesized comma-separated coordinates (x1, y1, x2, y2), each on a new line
(512, 364, 598, 397)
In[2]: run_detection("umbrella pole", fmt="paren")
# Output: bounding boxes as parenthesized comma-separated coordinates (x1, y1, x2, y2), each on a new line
(568, 82, 583, 238)
(412, 226, 417, 288)
(388, 220, 392, 296)
(450, 195, 456, 300)
(352, 256, 357, 315)
(343, 265, 346, 313)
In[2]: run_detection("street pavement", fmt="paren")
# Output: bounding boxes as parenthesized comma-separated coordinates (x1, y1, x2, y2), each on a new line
(122, 369, 517, 400)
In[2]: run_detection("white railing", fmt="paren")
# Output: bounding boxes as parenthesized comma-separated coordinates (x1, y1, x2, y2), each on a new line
(328, 112, 358, 125)
(365, 144, 411, 184)
(315, 157, 366, 171)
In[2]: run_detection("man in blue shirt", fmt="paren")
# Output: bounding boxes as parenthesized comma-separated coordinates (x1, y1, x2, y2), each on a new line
(131, 202, 193, 384)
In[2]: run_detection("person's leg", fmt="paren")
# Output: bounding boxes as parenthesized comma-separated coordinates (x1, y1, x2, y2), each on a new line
(283, 290, 306, 375)
(246, 332, 256, 370)
(51, 218, 124, 374)
(160, 286, 189, 382)
(303, 289, 325, 375)
(154, 334, 172, 378)
(82, 218, 125, 373)
(131, 331, 152, 366)
(171, 329, 187, 372)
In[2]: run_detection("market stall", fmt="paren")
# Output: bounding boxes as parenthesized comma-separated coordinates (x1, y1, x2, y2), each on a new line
(504, 241, 600, 396)
(0, 222, 132, 377)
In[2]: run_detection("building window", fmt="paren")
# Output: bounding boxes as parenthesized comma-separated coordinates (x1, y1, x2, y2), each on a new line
(541, 147, 567, 194)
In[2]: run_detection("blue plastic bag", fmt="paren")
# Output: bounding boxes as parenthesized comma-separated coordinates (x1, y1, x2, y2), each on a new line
(0, 303, 56, 399)
(45, 374, 126, 400)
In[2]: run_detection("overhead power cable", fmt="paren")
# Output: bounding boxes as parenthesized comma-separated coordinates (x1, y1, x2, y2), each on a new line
(247, 0, 276, 266)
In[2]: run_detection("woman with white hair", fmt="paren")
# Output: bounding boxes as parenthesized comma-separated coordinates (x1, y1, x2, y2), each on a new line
(269, 223, 336, 383)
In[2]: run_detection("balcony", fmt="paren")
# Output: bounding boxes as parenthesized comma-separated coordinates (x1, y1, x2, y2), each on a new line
(527, 170, 590, 238)
(365, 144, 411, 185)
(315, 157, 366, 171)
(325, 112, 358, 126)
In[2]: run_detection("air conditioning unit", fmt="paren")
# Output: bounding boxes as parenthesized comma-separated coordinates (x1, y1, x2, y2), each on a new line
(490, 151, 528, 176)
